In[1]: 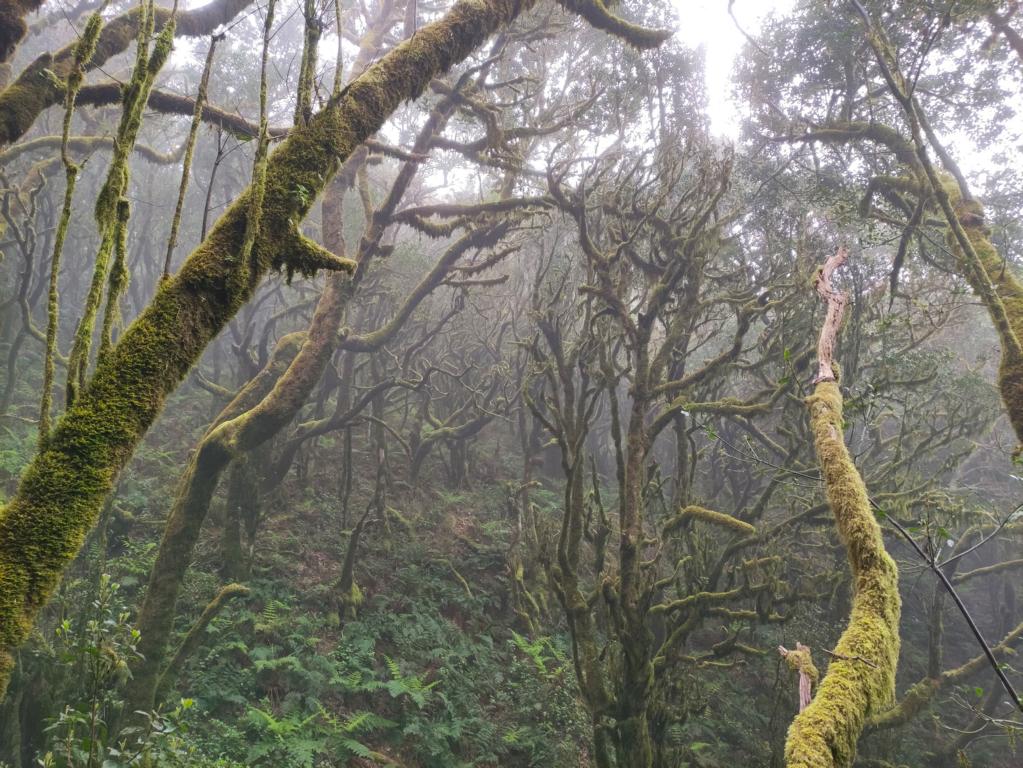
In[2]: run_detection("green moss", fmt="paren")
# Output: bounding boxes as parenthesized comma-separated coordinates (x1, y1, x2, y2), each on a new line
(869, 618, 1023, 732)
(943, 194, 1023, 448)
(785, 381, 901, 768)
(664, 504, 756, 536)
(0, 55, 61, 145)
(98, 198, 131, 358)
(67, 10, 176, 402)
(866, 677, 939, 731)
(339, 580, 364, 608)
(784, 648, 820, 686)
(40, 6, 107, 440)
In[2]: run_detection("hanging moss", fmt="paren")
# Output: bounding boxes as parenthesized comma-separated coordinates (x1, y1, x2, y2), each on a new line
(785, 380, 901, 768)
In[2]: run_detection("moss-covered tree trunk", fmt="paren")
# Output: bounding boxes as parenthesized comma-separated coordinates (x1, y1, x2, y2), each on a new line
(784, 249, 901, 768)
(220, 451, 260, 580)
(0, 0, 550, 697)
(947, 196, 1023, 448)
(616, 394, 655, 768)
(119, 330, 306, 717)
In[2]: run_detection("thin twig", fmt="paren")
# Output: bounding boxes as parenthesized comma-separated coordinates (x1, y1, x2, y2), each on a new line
(822, 647, 878, 669)
(875, 499, 1023, 714)
(938, 503, 1023, 568)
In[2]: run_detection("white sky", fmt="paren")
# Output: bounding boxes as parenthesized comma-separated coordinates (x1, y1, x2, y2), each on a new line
(672, 0, 796, 138)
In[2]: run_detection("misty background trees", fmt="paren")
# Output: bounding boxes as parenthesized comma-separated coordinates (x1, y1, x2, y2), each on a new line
(0, 0, 1021, 766)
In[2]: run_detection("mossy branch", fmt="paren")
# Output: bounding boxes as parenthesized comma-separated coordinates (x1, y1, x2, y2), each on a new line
(663, 505, 756, 537)
(38, 7, 106, 447)
(942, 189, 1023, 448)
(0, 134, 185, 166)
(65, 4, 177, 404)
(784, 253, 901, 768)
(0, 0, 254, 147)
(155, 582, 249, 698)
(122, 331, 305, 715)
(163, 33, 222, 278)
(867, 618, 1023, 731)
(0, 0, 45, 66)
(339, 221, 512, 352)
(554, 0, 671, 49)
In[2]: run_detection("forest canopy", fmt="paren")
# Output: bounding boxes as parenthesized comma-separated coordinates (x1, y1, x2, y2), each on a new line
(0, 0, 1022, 767)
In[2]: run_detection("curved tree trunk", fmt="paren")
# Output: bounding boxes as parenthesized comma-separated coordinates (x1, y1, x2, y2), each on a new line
(119, 330, 305, 717)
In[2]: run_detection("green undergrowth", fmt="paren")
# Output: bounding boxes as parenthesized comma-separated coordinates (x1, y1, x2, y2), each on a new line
(4, 478, 590, 766)
(170, 508, 591, 767)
